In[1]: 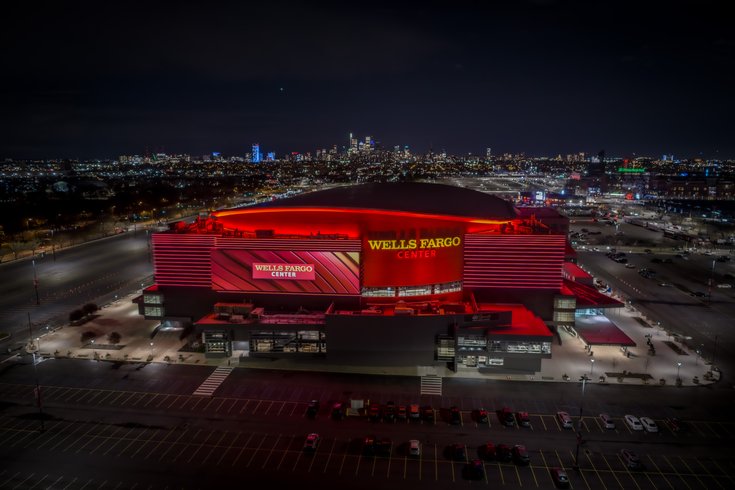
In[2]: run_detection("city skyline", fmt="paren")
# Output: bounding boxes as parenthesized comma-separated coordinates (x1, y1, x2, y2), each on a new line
(1, 0, 734, 159)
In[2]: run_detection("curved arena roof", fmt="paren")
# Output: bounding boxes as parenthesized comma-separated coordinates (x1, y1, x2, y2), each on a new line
(243, 182, 519, 220)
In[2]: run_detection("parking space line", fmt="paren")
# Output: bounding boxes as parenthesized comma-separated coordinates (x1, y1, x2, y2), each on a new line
(200, 398, 218, 412)
(593, 418, 604, 432)
(323, 438, 338, 473)
(252, 400, 263, 414)
(157, 428, 188, 462)
(227, 399, 242, 414)
(0, 472, 20, 488)
(230, 432, 255, 467)
(102, 427, 137, 456)
(690, 422, 708, 437)
(291, 446, 303, 472)
(276, 434, 297, 470)
(497, 463, 505, 485)
(678, 456, 707, 489)
(108, 391, 128, 405)
(214, 398, 229, 413)
(171, 429, 200, 462)
(60, 477, 77, 490)
(119, 392, 139, 406)
(614, 453, 641, 490)
(187, 430, 216, 464)
(162, 394, 180, 410)
(385, 445, 393, 477)
(289, 402, 299, 417)
(583, 451, 606, 490)
(94, 390, 117, 406)
(264, 401, 276, 415)
(514, 464, 522, 486)
(38, 423, 77, 451)
(276, 402, 288, 417)
(154, 394, 172, 408)
(338, 438, 350, 475)
(539, 416, 548, 431)
(240, 399, 253, 414)
(434, 444, 438, 481)
(568, 450, 587, 490)
(13, 473, 35, 488)
(8, 423, 41, 448)
(55, 387, 75, 401)
(88, 426, 123, 455)
(644, 454, 673, 489)
(662, 455, 691, 490)
(552, 416, 561, 431)
(116, 427, 151, 457)
(129, 429, 159, 459)
(246, 434, 267, 468)
(79, 478, 94, 489)
(63, 423, 98, 453)
(600, 453, 625, 489)
(703, 422, 722, 439)
(261, 434, 282, 468)
(529, 461, 539, 487)
(142, 427, 175, 460)
(216, 431, 242, 466)
(143, 394, 160, 408)
(711, 460, 735, 486)
(307, 443, 319, 473)
(47, 476, 64, 489)
(78, 389, 104, 404)
(28, 473, 48, 489)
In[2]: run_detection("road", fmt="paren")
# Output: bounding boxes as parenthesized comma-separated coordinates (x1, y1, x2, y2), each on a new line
(0, 358, 733, 489)
(0, 231, 153, 351)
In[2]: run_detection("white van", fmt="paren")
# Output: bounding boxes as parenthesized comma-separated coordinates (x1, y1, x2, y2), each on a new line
(557, 411, 573, 429)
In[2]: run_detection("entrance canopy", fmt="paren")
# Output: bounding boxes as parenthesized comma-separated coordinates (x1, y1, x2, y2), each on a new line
(573, 314, 636, 346)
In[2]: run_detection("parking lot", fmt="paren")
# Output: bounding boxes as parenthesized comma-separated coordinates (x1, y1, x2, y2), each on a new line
(1, 381, 733, 489)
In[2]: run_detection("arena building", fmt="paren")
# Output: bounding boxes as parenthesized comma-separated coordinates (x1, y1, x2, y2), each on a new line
(140, 182, 620, 374)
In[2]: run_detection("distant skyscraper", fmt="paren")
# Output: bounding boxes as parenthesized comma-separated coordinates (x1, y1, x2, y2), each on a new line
(252, 144, 261, 163)
(266, 152, 275, 161)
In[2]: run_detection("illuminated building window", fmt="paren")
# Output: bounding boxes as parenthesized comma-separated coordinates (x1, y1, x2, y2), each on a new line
(361, 287, 395, 297)
(144, 306, 163, 317)
(398, 285, 432, 297)
(434, 281, 462, 293)
(143, 294, 163, 304)
(554, 311, 575, 323)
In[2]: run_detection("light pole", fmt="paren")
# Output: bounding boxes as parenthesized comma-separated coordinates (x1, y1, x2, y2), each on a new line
(32, 259, 40, 305)
(676, 361, 682, 382)
(590, 358, 595, 376)
(573, 375, 588, 470)
(27, 313, 45, 431)
(150, 342, 154, 359)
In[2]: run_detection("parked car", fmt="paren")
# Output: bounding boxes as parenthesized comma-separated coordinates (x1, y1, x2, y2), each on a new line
(409, 404, 420, 420)
(624, 414, 643, 431)
(465, 459, 484, 480)
(450, 443, 466, 461)
(303, 433, 320, 451)
(449, 406, 462, 425)
(620, 448, 642, 469)
(306, 400, 320, 419)
(667, 417, 688, 433)
(331, 402, 344, 420)
(515, 411, 531, 427)
(600, 413, 615, 429)
(383, 401, 396, 422)
(640, 416, 659, 432)
(551, 467, 570, 488)
(397, 405, 407, 420)
(499, 407, 515, 426)
(368, 403, 381, 422)
(476, 408, 489, 424)
(478, 442, 496, 460)
(363, 435, 377, 456)
(495, 444, 512, 462)
(409, 439, 421, 457)
(557, 411, 574, 429)
(625, 263, 636, 268)
(512, 444, 530, 465)
(421, 405, 435, 423)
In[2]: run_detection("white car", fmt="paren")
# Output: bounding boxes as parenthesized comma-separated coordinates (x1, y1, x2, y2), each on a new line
(625, 414, 643, 431)
(640, 417, 658, 433)
(409, 439, 421, 456)
(600, 413, 615, 430)
(717, 283, 732, 288)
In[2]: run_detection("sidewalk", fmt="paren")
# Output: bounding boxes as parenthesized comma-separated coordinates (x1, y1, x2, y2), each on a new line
(24, 293, 718, 387)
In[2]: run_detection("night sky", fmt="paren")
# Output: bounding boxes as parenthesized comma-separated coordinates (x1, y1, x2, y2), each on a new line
(2, 0, 734, 159)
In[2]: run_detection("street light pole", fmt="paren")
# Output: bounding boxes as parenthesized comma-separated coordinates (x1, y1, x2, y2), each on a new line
(676, 361, 682, 383)
(32, 259, 40, 305)
(573, 375, 587, 470)
(590, 358, 595, 376)
(27, 313, 45, 432)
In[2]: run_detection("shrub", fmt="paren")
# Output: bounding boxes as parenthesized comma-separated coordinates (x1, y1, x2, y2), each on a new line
(69, 309, 84, 323)
(82, 303, 99, 316)
(108, 331, 121, 345)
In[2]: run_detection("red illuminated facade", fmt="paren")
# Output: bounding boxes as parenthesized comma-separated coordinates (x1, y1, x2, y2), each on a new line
(141, 182, 600, 373)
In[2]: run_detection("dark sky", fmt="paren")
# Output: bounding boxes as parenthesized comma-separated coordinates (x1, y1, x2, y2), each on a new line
(2, 0, 734, 159)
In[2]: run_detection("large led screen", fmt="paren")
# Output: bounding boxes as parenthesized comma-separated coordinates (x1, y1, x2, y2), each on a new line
(212, 249, 360, 294)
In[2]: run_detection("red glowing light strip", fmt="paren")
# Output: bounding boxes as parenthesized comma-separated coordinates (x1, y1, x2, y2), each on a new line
(213, 206, 516, 226)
